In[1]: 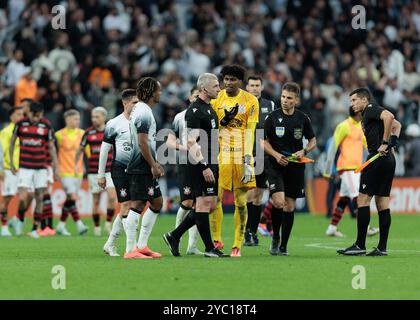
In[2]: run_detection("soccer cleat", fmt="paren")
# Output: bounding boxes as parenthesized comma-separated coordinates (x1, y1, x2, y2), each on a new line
(163, 232, 180, 257)
(105, 221, 112, 235)
(123, 251, 152, 259)
(46, 227, 56, 236)
(213, 240, 224, 250)
(38, 228, 50, 237)
(1, 226, 12, 236)
(337, 244, 366, 256)
(94, 226, 101, 236)
(279, 246, 289, 256)
(204, 248, 230, 258)
(103, 244, 120, 257)
(230, 247, 241, 257)
(269, 238, 280, 255)
(56, 225, 72, 236)
(258, 223, 271, 237)
(251, 233, 259, 246)
(136, 246, 162, 258)
(244, 229, 253, 246)
(186, 247, 204, 255)
(9, 217, 23, 236)
(326, 229, 345, 237)
(366, 247, 388, 256)
(367, 227, 379, 236)
(27, 230, 40, 239)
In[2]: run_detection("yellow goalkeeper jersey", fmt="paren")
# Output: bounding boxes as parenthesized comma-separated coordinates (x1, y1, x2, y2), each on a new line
(0, 123, 19, 170)
(211, 89, 259, 160)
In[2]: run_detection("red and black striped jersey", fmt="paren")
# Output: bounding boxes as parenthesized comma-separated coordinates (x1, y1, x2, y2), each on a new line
(13, 117, 53, 170)
(80, 127, 112, 173)
(42, 117, 54, 166)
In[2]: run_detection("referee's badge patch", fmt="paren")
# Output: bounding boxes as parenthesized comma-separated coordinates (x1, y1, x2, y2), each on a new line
(275, 127, 285, 137)
(294, 128, 303, 139)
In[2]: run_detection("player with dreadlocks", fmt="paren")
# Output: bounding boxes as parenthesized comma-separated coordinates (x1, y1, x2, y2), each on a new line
(124, 77, 164, 259)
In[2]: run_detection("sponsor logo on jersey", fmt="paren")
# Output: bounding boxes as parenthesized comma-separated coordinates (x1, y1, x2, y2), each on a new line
(275, 127, 285, 138)
(294, 128, 303, 139)
(207, 187, 214, 193)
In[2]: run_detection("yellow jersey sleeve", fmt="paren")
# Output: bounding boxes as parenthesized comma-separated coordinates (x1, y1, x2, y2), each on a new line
(333, 121, 350, 149)
(246, 94, 259, 123)
(55, 130, 62, 147)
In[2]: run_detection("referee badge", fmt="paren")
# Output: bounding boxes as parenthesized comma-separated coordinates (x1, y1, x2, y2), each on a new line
(275, 127, 285, 138)
(293, 128, 303, 139)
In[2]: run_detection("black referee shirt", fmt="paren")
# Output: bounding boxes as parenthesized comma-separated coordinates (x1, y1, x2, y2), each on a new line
(361, 103, 385, 154)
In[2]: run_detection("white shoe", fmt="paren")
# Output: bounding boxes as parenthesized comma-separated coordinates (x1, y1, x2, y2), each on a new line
(9, 217, 23, 236)
(56, 226, 72, 236)
(1, 226, 12, 236)
(77, 224, 89, 235)
(326, 230, 345, 237)
(367, 227, 379, 236)
(94, 226, 101, 236)
(105, 221, 112, 235)
(27, 230, 40, 239)
(103, 243, 120, 257)
(186, 247, 204, 255)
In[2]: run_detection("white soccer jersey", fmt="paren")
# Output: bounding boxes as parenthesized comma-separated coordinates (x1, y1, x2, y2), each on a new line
(103, 113, 132, 167)
(172, 109, 188, 164)
(127, 101, 157, 174)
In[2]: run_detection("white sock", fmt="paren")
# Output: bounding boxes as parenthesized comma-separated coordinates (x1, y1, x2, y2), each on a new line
(105, 214, 122, 247)
(137, 208, 158, 249)
(327, 224, 337, 233)
(187, 225, 200, 249)
(76, 220, 85, 229)
(125, 210, 140, 253)
(122, 216, 127, 233)
(57, 221, 66, 230)
(175, 206, 190, 228)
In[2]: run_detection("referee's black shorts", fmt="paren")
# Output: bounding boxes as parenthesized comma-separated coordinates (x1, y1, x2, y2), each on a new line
(111, 166, 131, 203)
(265, 158, 305, 199)
(254, 161, 268, 189)
(178, 164, 194, 202)
(189, 163, 218, 198)
(360, 152, 396, 197)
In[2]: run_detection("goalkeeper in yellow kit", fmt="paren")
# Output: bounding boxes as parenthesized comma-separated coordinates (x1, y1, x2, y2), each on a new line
(210, 65, 259, 257)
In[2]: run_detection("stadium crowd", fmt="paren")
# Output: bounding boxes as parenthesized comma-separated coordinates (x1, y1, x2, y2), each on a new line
(0, 0, 419, 178)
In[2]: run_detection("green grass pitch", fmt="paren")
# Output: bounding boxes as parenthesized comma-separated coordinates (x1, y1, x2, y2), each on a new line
(1, 213, 420, 299)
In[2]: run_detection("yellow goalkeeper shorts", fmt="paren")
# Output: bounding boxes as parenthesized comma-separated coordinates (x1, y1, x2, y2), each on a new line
(218, 162, 256, 191)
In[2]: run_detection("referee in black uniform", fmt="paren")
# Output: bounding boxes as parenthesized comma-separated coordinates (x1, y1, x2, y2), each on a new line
(263, 82, 317, 256)
(338, 88, 401, 256)
(163, 73, 229, 258)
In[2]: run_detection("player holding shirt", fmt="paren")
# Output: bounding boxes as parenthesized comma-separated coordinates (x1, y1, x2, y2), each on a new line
(210, 65, 259, 257)
(100, 89, 138, 256)
(9, 102, 59, 238)
(77, 107, 117, 236)
(338, 88, 401, 256)
(264, 82, 317, 256)
(0, 107, 24, 236)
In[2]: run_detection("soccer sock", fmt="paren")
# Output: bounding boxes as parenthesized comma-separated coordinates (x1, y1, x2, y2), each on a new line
(245, 202, 253, 231)
(378, 209, 391, 251)
(68, 200, 80, 222)
(280, 211, 294, 249)
(331, 197, 349, 226)
(126, 208, 141, 253)
(18, 201, 26, 222)
(188, 225, 200, 249)
(271, 207, 283, 240)
(105, 214, 123, 247)
(195, 211, 214, 252)
(251, 204, 262, 234)
(171, 209, 195, 240)
(32, 211, 42, 231)
(137, 208, 159, 249)
(175, 204, 191, 228)
(1, 209, 7, 226)
(210, 200, 223, 242)
(233, 204, 248, 249)
(60, 199, 71, 222)
(106, 208, 115, 223)
(263, 200, 273, 231)
(43, 194, 53, 228)
(356, 206, 370, 249)
(93, 212, 100, 227)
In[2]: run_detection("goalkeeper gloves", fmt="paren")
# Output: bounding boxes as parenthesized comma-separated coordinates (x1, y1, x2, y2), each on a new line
(241, 156, 253, 183)
(220, 103, 239, 126)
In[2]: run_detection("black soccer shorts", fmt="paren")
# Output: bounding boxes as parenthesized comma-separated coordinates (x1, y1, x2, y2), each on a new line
(265, 159, 305, 199)
(190, 164, 219, 198)
(360, 152, 396, 197)
(111, 166, 131, 203)
(129, 173, 162, 201)
(178, 164, 194, 202)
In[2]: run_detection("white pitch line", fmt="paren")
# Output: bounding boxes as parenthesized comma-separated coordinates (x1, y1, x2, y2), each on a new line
(305, 243, 420, 254)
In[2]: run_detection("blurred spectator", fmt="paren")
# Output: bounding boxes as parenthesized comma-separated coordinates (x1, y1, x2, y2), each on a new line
(14, 66, 37, 106)
(4, 49, 27, 86)
(404, 124, 420, 177)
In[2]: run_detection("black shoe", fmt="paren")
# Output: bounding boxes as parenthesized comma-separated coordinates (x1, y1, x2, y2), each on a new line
(204, 248, 230, 258)
(279, 246, 288, 256)
(251, 233, 259, 246)
(366, 247, 388, 256)
(163, 232, 180, 257)
(244, 229, 253, 246)
(337, 244, 366, 256)
(269, 238, 280, 255)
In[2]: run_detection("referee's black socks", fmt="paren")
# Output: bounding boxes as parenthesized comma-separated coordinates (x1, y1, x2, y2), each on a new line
(195, 212, 214, 252)
(171, 210, 196, 240)
(246, 202, 262, 235)
(378, 209, 391, 251)
(271, 207, 283, 240)
(281, 211, 294, 249)
(356, 206, 370, 249)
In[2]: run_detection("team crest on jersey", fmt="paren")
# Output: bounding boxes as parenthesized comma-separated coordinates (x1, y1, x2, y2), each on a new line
(183, 186, 191, 195)
(92, 135, 97, 140)
(148, 187, 155, 196)
(211, 119, 216, 128)
(120, 188, 127, 198)
(294, 128, 302, 139)
(275, 127, 285, 137)
(37, 127, 45, 135)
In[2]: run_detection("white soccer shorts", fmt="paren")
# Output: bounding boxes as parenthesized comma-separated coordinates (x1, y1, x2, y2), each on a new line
(17, 168, 48, 190)
(88, 172, 114, 194)
(61, 177, 82, 195)
(339, 170, 360, 199)
(1, 169, 18, 196)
